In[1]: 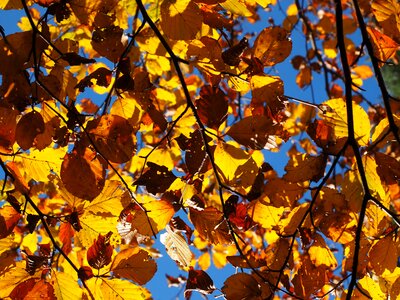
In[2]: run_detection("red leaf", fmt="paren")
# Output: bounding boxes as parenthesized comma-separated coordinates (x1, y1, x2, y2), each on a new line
(87, 232, 114, 270)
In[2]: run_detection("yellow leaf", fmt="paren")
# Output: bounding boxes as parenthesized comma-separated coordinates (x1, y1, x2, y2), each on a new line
(357, 275, 386, 299)
(352, 65, 374, 79)
(0, 263, 31, 298)
(250, 74, 284, 105)
(372, 115, 400, 147)
(320, 98, 370, 146)
(110, 95, 144, 129)
(85, 277, 151, 299)
(308, 234, 337, 269)
(198, 251, 211, 271)
(367, 27, 400, 66)
(160, 0, 203, 40)
(17, 147, 66, 183)
(76, 212, 118, 248)
(85, 181, 130, 216)
(50, 271, 82, 300)
(323, 39, 338, 59)
(214, 142, 259, 193)
(21, 231, 38, 254)
(221, 0, 253, 17)
(247, 198, 284, 230)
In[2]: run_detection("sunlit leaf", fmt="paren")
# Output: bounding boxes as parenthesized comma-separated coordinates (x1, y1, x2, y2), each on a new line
(252, 27, 292, 66)
(87, 114, 136, 164)
(283, 153, 326, 183)
(247, 197, 284, 230)
(190, 207, 233, 245)
(160, 0, 203, 40)
(111, 247, 157, 284)
(320, 98, 370, 146)
(85, 277, 151, 299)
(214, 142, 259, 193)
(308, 233, 337, 269)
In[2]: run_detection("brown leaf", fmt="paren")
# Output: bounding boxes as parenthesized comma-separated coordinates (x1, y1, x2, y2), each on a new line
(222, 273, 263, 300)
(184, 268, 216, 299)
(75, 67, 112, 92)
(133, 162, 177, 195)
(15, 111, 45, 150)
(111, 248, 157, 284)
(176, 130, 211, 176)
(189, 207, 233, 245)
(61, 52, 96, 66)
(283, 153, 327, 183)
(375, 152, 400, 185)
(227, 115, 283, 150)
(60, 147, 106, 201)
(87, 232, 113, 270)
(196, 85, 228, 130)
(87, 114, 136, 163)
(0, 107, 18, 153)
(222, 37, 249, 66)
(91, 26, 125, 62)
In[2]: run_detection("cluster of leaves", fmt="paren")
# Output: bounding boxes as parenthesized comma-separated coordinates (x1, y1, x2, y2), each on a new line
(0, 0, 399, 299)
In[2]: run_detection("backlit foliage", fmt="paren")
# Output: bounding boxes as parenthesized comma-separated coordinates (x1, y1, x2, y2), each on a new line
(0, 0, 399, 299)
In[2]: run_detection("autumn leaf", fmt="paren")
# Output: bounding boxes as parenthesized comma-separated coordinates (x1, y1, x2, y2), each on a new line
(60, 147, 106, 201)
(319, 98, 370, 146)
(283, 153, 327, 183)
(111, 247, 157, 284)
(87, 114, 136, 164)
(222, 273, 263, 300)
(133, 162, 177, 195)
(160, 0, 203, 40)
(252, 26, 292, 66)
(190, 207, 233, 245)
(195, 85, 228, 130)
(227, 115, 283, 150)
(87, 232, 113, 270)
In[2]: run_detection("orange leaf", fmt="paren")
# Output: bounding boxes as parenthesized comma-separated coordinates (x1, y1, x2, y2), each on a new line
(367, 26, 400, 66)
(0, 206, 21, 239)
(227, 115, 283, 150)
(252, 27, 292, 66)
(283, 153, 327, 183)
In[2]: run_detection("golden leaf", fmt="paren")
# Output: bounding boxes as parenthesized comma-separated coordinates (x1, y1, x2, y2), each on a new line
(308, 234, 337, 269)
(320, 98, 370, 146)
(247, 197, 284, 230)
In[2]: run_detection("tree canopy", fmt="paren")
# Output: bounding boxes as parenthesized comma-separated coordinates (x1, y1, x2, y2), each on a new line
(0, 0, 399, 299)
